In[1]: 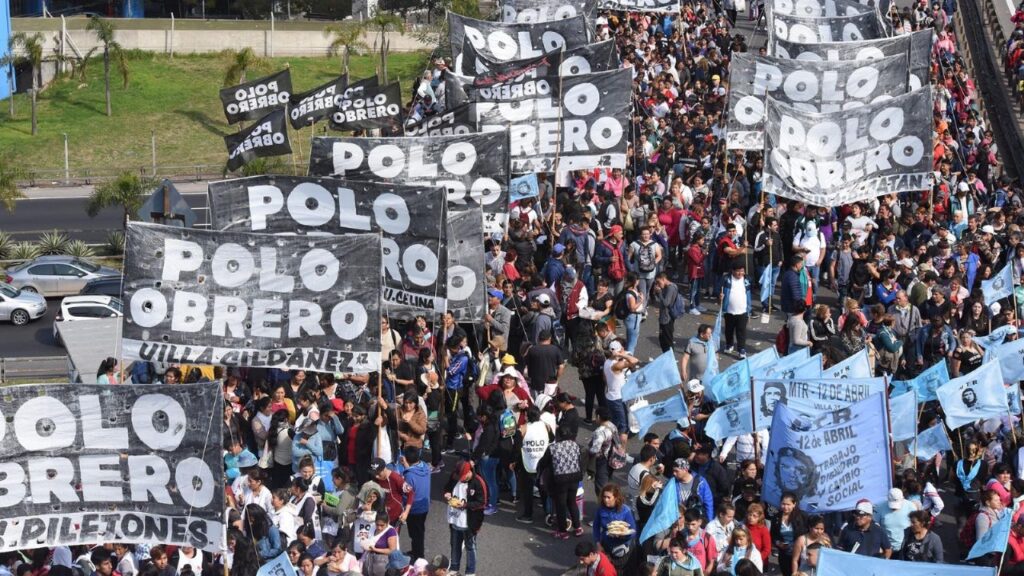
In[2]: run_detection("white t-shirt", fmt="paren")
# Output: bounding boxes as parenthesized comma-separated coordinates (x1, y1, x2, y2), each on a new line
(603, 359, 627, 401)
(521, 421, 551, 474)
(244, 485, 274, 515)
(448, 481, 469, 529)
(795, 232, 823, 266)
(725, 276, 747, 315)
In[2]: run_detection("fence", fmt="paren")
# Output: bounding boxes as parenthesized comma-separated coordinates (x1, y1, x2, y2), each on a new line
(0, 355, 68, 384)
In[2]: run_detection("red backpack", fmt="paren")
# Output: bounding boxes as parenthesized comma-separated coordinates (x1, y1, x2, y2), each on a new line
(775, 325, 790, 355)
(604, 241, 626, 281)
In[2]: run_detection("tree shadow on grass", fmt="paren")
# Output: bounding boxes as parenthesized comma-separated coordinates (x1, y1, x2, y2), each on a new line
(45, 91, 106, 116)
(174, 109, 230, 138)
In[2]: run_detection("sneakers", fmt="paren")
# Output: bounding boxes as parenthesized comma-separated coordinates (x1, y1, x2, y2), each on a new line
(739, 348, 748, 358)
(750, 312, 760, 320)
(516, 516, 533, 524)
(574, 527, 585, 537)
(724, 345, 736, 354)
(554, 531, 570, 540)
(431, 462, 445, 474)
(688, 308, 701, 315)
(484, 506, 499, 516)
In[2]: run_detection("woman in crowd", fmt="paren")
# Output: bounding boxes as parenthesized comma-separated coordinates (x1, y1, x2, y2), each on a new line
(718, 527, 763, 574)
(743, 503, 771, 567)
(951, 329, 984, 377)
(594, 483, 638, 573)
(900, 510, 944, 562)
(771, 492, 808, 576)
(790, 515, 830, 575)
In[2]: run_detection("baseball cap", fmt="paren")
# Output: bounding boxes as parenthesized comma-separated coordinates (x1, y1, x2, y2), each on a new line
(686, 379, 705, 394)
(887, 488, 905, 510)
(610, 224, 623, 236)
(534, 293, 551, 306)
(488, 288, 503, 299)
(674, 457, 691, 470)
(855, 499, 874, 515)
(368, 458, 387, 475)
(553, 243, 566, 255)
(982, 225, 996, 234)
(958, 181, 969, 191)
(609, 341, 624, 353)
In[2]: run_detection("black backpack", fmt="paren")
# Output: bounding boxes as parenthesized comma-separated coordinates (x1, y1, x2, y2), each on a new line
(613, 290, 633, 320)
(683, 475, 707, 520)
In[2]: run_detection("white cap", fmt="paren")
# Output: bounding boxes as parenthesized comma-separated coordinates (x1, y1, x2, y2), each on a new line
(958, 181, 970, 192)
(609, 341, 624, 353)
(982, 225, 996, 234)
(887, 488, 904, 509)
(535, 293, 551, 306)
(855, 499, 874, 515)
(898, 258, 915, 268)
(686, 379, 705, 394)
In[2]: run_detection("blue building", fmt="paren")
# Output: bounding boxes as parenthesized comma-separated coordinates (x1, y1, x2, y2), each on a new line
(1, 0, 12, 102)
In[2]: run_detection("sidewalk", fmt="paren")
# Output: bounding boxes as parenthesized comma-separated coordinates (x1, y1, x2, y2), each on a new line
(19, 181, 209, 200)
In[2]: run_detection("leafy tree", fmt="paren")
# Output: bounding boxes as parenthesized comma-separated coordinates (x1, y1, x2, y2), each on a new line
(86, 172, 158, 223)
(10, 32, 45, 133)
(325, 21, 367, 75)
(84, 17, 130, 117)
(223, 47, 269, 87)
(0, 153, 26, 213)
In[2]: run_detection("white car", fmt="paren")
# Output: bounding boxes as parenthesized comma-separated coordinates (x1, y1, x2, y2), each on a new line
(53, 295, 123, 345)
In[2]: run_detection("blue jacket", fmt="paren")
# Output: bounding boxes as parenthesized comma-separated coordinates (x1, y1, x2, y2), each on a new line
(540, 257, 566, 287)
(594, 238, 628, 271)
(719, 275, 752, 315)
(403, 462, 432, 515)
(677, 475, 715, 521)
(256, 526, 283, 559)
(446, 351, 471, 390)
(875, 282, 900, 307)
(292, 431, 324, 471)
(594, 504, 637, 548)
(915, 323, 958, 361)
(780, 269, 803, 313)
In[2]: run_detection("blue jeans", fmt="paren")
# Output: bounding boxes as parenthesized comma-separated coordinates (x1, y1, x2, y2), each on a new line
(624, 313, 642, 354)
(806, 264, 820, 295)
(689, 277, 702, 310)
(481, 456, 500, 508)
(450, 526, 477, 574)
(759, 265, 780, 309)
(606, 399, 627, 435)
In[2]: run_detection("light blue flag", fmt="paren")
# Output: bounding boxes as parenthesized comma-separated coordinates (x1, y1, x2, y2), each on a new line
(762, 393, 891, 512)
(706, 394, 754, 441)
(757, 347, 810, 378)
(817, 548, 996, 576)
(702, 311, 723, 386)
(890, 361, 951, 403)
(968, 509, 1013, 560)
(759, 264, 774, 306)
(913, 422, 952, 460)
(824, 348, 872, 379)
(790, 353, 823, 379)
(975, 324, 1016, 350)
(707, 358, 752, 403)
(890, 390, 917, 442)
(639, 477, 679, 543)
(983, 262, 1014, 306)
(988, 336, 1024, 384)
(1007, 383, 1022, 416)
(747, 347, 779, 375)
(751, 377, 887, 431)
(622, 350, 682, 402)
(936, 361, 1008, 429)
(632, 393, 688, 437)
(509, 174, 540, 203)
(257, 553, 298, 576)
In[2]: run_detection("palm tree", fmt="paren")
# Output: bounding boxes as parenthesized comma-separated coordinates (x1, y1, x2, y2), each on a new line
(366, 10, 404, 83)
(0, 40, 17, 119)
(84, 16, 130, 117)
(0, 154, 26, 213)
(325, 21, 367, 76)
(86, 172, 157, 222)
(10, 32, 45, 134)
(223, 47, 268, 87)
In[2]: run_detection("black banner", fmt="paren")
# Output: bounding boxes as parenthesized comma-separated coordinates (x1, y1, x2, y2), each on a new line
(500, 0, 597, 23)
(403, 104, 477, 137)
(289, 74, 347, 129)
(771, 30, 931, 89)
(596, 0, 679, 11)
(329, 82, 404, 132)
(449, 13, 590, 75)
(123, 222, 382, 370)
(0, 383, 224, 553)
(307, 133, 509, 233)
(473, 68, 631, 173)
(763, 87, 933, 205)
(447, 205, 487, 322)
(207, 176, 447, 318)
(220, 69, 292, 124)
(726, 53, 908, 150)
(224, 108, 292, 172)
(461, 39, 619, 77)
(769, 0, 871, 17)
(770, 10, 884, 42)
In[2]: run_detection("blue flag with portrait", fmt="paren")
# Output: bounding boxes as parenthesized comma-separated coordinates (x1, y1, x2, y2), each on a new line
(913, 423, 952, 460)
(257, 553, 298, 576)
(747, 346, 779, 375)
(983, 262, 1014, 306)
(817, 548, 995, 576)
(936, 360, 1008, 429)
(509, 174, 540, 203)
(632, 393, 688, 437)
(968, 509, 1012, 560)
(639, 477, 679, 544)
(1007, 383, 1022, 416)
(622, 350, 682, 402)
(890, 390, 917, 442)
(706, 393, 754, 441)
(762, 393, 891, 512)
(975, 324, 1015, 350)
(702, 311, 723, 386)
(987, 336, 1024, 384)
(707, 358, 751, 403)
(823, 348, 872, 379)
(756, 347, 810, 379)
(890, 361, 950, 403)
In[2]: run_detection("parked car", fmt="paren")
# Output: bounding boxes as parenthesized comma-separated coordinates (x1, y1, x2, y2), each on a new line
(79, 275, 124, 298)
(4, 255, 120, 297)
(53, 295, 123, 345)
(0, 282, 47, 326)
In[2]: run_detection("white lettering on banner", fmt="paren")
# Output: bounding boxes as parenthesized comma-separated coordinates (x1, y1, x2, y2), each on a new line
(476, 78, 551, 100)
(601, 0, 678, 9)
(462, 26, 567, 60)
(125, 341, 378, 372)
(502, 5, 580, 22)
(404, 109, 473, 136)
(773, 18, 870, 42)
(771, 0, 866, 17)
(225, 81, 290, 115)
(227, 121, 285, 160)
(290, 85, 337, 119)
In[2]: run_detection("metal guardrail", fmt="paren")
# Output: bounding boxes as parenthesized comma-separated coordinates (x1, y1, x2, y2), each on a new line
(20, 164, 228, 187)
(0, 356, 69, 384)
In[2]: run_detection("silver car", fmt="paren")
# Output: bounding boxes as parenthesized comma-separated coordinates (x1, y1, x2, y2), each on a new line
(0, 282, 47, 326)
(4, 255, 120, 297)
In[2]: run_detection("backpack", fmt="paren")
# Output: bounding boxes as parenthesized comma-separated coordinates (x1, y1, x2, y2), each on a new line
(669, 291, 687, 320)
(613, 290, 633, 320)
(604, 241, 627, 281)
(775, 324, 790, 355)
(462, 353, 480, 386)
(605, 427, 629, 470)
(958, 510, 981, 556)
(637, 242, 657, 273)
(683, 475, 708, 520)
(566, 227, 592, 266)
(499, 408, 517, 440)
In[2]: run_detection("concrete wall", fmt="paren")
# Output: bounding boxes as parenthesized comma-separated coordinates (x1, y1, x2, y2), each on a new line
(11, 17, 433, 58)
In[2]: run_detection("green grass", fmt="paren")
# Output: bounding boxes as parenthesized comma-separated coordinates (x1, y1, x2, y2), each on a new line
(0, 50, 429, 176)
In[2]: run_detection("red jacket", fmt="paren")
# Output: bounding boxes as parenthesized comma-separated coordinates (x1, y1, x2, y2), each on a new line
(686, 244, 706, 280)
(747, 523, 772, 565)
(591, 552, 617, 576)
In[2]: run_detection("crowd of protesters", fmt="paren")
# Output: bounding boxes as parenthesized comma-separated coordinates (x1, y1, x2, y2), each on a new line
(10, 0, 1024, 574)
